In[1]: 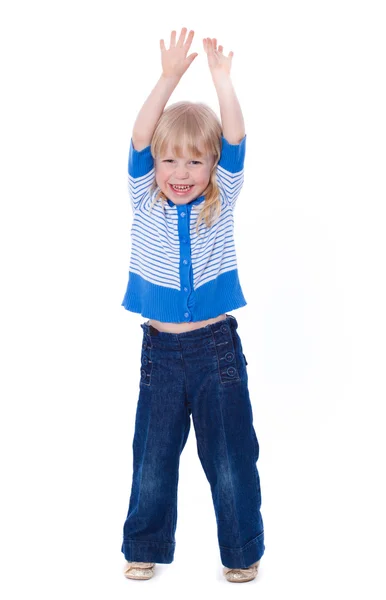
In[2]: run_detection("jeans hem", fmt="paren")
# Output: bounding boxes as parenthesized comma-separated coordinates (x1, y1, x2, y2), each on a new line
(121, 539, 175, 564)
(219, 531, 265, 569)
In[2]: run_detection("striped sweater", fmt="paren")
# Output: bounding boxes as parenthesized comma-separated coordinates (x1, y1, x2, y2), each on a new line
(121, 134, 247, 322)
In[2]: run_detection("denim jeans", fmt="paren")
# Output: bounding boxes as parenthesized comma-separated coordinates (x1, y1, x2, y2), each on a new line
(121, 314, 265, 568)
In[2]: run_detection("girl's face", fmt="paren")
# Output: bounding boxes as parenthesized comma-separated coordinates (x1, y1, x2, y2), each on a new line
(155, 143, 215, 204)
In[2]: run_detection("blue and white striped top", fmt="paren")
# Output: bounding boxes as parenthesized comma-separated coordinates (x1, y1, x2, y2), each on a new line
(121, 135, 247, 322)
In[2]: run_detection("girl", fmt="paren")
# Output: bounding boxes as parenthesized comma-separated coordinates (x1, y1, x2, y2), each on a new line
(121, 28, 265, 583)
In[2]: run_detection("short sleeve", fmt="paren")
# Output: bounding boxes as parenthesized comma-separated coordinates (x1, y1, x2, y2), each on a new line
(128, 139, 155, 213)
(216, 135, 246, 209)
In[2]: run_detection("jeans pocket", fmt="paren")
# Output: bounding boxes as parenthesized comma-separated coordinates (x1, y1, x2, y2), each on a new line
(252, 427, 260, 461)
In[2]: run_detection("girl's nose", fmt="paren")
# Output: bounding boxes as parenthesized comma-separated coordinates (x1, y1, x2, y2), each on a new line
(174, 167, 189, 179)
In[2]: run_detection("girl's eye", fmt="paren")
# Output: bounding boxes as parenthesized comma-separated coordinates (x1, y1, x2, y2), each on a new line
(162, 159, 202, 165)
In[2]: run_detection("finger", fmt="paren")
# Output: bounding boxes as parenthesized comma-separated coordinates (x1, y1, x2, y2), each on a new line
(205, 37, 213, 53)
(218, 45, 223, 53)
(212, 38, 217, 50)
(184, 29, 195, 49)
(160, 39, 166, 52)
(228, 51, 234, 58)
(186, 52, 198, 66)
(170, 30, 176, 47)
(177, 26, 187, 46)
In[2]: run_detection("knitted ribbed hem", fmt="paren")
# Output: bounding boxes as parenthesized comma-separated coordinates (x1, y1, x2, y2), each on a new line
(129, 139, 154, 178)
(219, 135, 246, 173)
(220, 530, 265, 569)
(121, 269, 247, 322)
(121, 539, 175, 564)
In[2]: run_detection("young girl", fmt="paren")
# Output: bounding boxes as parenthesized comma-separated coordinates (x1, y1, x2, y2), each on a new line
(121, 27, 265, 583)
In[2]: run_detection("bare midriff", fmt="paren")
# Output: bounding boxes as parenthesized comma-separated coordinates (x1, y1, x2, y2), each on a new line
(147, 313, 227, 334)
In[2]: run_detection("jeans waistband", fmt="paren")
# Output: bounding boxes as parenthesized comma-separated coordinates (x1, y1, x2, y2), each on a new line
(140, 313, 238, 342)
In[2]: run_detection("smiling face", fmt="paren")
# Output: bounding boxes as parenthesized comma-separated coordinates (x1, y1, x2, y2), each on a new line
(155, 143, 215, 205)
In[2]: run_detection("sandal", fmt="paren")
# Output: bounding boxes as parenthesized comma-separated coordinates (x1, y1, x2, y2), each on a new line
(123, 561, 155, 580)
(223, 560, 260, 583)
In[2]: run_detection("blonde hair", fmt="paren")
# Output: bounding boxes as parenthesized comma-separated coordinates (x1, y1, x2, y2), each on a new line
(148, 101, 222, 236)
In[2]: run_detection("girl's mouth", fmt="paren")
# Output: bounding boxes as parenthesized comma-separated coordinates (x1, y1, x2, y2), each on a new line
(169, 183, 194, 196)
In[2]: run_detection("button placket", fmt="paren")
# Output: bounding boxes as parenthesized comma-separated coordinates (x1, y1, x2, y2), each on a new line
(213, 323, 240, 384)
(140, 333, 153, 386)
(178, 205, 192, 321)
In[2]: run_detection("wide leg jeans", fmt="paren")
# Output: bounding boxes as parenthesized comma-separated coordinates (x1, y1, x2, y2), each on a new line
(121, 314, 265, 569)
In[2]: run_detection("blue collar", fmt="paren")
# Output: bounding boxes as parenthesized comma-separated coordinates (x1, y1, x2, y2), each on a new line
(167, 194, 205, 208)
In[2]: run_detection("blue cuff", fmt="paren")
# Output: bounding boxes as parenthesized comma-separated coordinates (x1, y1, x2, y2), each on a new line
(128, 139, 154, 178)
(218, 135, 246, 173)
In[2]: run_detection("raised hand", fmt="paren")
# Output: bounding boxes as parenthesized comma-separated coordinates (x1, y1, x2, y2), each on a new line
(203, 37, 233, 77)
(160, 27, 198, 79)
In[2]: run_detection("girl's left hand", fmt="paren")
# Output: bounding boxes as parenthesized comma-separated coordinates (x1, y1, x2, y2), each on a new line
(203, 37, 233, 76)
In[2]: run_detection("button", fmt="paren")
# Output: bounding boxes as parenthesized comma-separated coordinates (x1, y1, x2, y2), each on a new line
(221, 325, 228, 333)
(184, 312, 189, 318)
(182, 238, 188, 244)
(142, 342, 147, 349)
(180, 212, 186, 217)
(226, 367, 237, 377)
(183, 287, 188, 292)
(225, 352, 234, 362)
(142, 356, 148, 366)
(141, 369, 147, 380)
(183, 259, 188, 265)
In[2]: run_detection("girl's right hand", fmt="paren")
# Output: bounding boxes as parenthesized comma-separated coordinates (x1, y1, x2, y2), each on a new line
(160, 27, 198, 79)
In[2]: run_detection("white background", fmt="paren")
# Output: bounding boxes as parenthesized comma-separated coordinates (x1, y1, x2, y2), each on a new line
(1, 0, 385, 598)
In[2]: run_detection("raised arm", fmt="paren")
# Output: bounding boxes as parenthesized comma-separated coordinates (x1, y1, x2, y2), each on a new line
(132, 28, 198, 151)
(203, 37, 245, 145)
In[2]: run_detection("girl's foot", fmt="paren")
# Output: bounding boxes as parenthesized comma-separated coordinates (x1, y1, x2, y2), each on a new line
(123, 561, 155, 580)
(223, 560, 260, 582)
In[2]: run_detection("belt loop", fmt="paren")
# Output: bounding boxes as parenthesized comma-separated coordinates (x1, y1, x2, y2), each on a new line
(227, 314, 234, 326)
